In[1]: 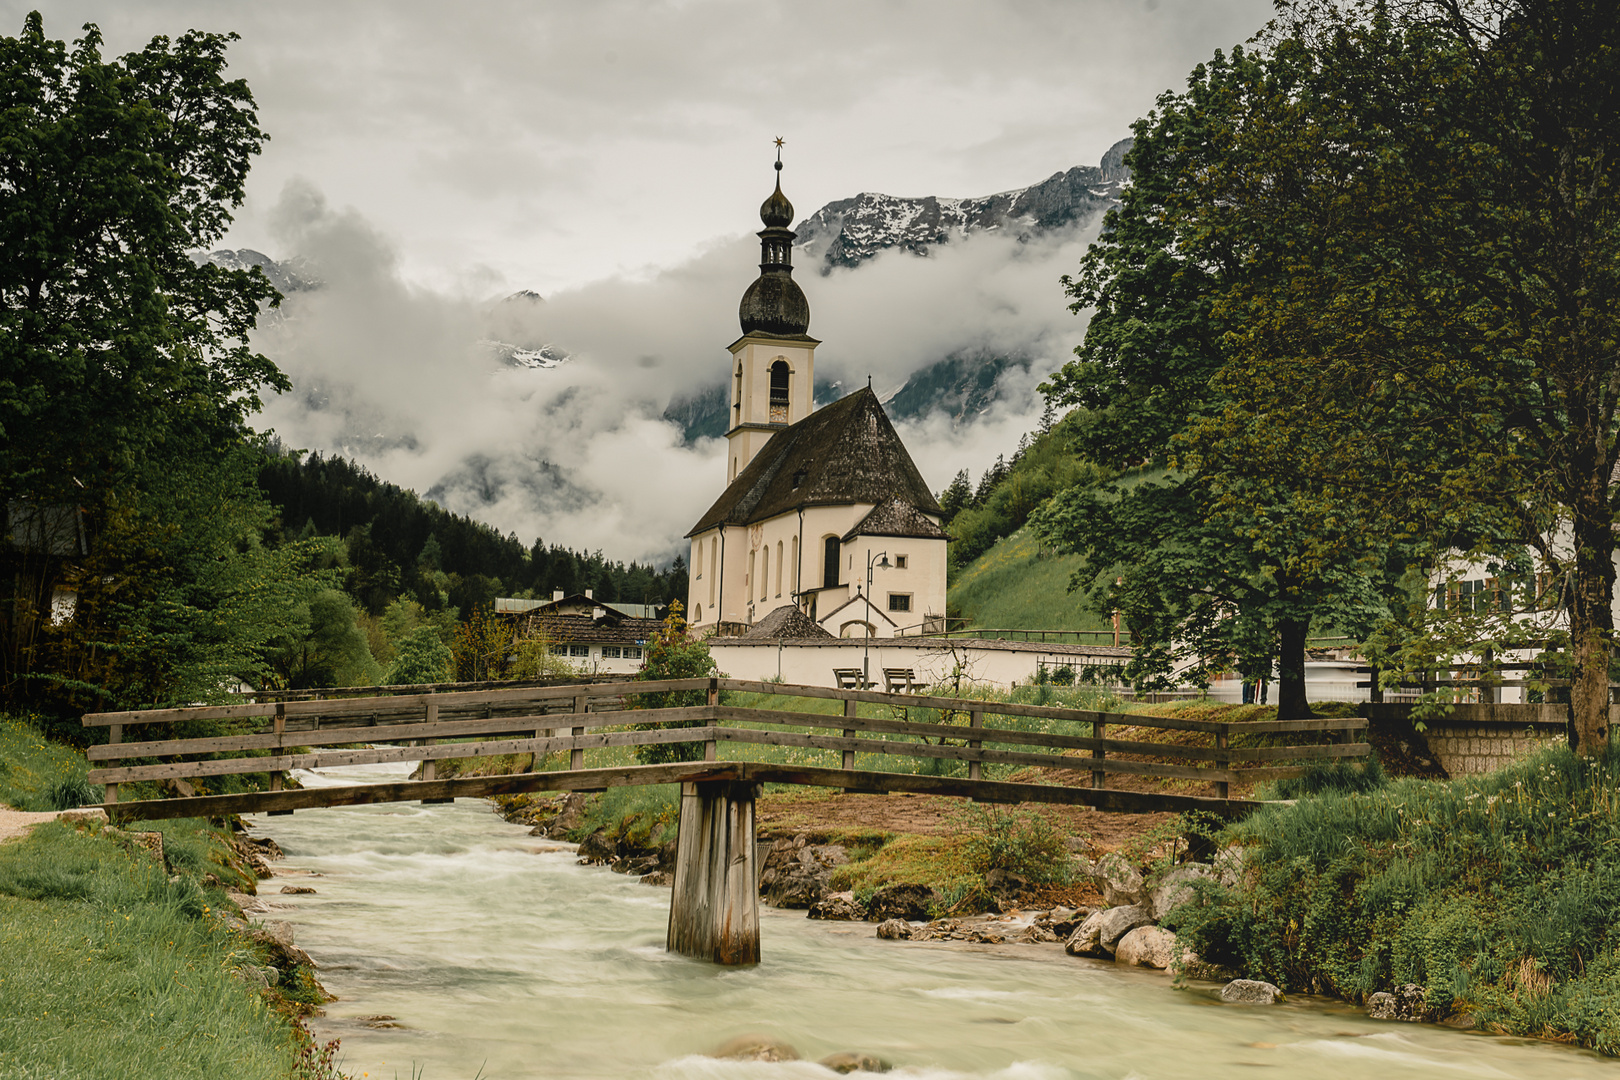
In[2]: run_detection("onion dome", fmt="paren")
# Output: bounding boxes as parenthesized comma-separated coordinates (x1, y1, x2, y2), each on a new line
(739, 153, 810, 337)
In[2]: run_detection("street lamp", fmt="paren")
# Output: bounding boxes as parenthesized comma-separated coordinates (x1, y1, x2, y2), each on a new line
(863, 550, 890, 690)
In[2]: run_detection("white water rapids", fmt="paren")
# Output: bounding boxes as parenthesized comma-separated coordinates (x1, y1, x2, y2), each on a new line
(252, 762, 1614, 1080)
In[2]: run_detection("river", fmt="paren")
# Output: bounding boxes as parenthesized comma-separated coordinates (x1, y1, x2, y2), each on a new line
(258, 762, 1613, 1080)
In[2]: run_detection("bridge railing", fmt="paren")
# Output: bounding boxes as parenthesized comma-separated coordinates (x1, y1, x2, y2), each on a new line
(83, 677, 1368, 810)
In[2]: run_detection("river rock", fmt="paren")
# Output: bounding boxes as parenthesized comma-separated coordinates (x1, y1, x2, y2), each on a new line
(1064, 910, 1108, 957)
(819, 1051, 890, 1073)
(875, 918, 913, 940)
(712, 1034, 798, 1062)
(758, 835, 849, 908)
(534, 792, 590, 838)
(1094, 852, 1145, 907)
(808, 891, 865, 921)
(279, 885, 317, 895)
(1147, 864, 1213, 920)
(1213, 846, 1246, 888)
(253, 920, 316, 969)
(1114, 926, 1178, 970)
(576, 829, 615, 864)
(1220, 979, 1284, 1005)
(1096, 904, 1153, 954)
(1368, 984, 1430, 1022)
(868, 883, 935, 922)
(230, 964, 275, 990)
(56, 807, 107, 827)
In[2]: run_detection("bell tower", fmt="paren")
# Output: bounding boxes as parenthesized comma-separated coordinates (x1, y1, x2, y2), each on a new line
(725, 140, 818, 483)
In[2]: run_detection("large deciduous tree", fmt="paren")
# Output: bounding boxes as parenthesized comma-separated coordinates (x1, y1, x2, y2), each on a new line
(0, 14, 293, 712)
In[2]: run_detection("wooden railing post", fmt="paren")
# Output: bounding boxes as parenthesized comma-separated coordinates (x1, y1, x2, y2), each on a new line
(1214, 726, 1230, 800)
(705, 678, 719, 762)
(421, 699, 439, 782)
(841, 697, 858, 771)
(967, 708, 983, 782)
(269, 703, 292, 815)
(105, 724, 121, 805)
(1091, 719, 1106, 790)
(571, 693, 587, 771)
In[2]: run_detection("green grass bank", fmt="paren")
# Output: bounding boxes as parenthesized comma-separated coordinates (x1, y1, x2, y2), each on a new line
(1166, 746, 1620, 1055)
(0, 716, 339, 1080)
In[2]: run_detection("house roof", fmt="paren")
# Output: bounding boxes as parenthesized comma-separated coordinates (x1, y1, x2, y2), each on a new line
(686, 387, 943, 536)
(842, 496, 948, 543)
(496, 595, 663, 621)
(522, 611, 663, 645)
(743, 605, 834, 640)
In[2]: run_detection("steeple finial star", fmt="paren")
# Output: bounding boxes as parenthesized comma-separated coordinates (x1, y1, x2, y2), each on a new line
(774, 137, 784, 170)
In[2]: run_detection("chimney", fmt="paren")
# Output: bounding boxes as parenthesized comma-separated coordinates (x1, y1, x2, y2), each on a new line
(552, 589, 563, 601)
(593, 607, 605, 620)
(585, 588, 593, 599)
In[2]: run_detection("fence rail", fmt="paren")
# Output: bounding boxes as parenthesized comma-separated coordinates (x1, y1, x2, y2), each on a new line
(82, 677, 1368, 818)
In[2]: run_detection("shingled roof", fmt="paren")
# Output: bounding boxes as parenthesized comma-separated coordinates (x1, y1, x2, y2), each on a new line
(743, 605, 834, 640)
(843, 496, 949, 542)
(686, 387, 943, 536)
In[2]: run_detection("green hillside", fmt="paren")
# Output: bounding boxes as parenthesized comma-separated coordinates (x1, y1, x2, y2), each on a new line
(948, 526, 1114, 634)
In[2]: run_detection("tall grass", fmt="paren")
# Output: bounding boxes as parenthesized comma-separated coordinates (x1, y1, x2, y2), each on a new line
(949, 526, 1113, 633)
(0, 715, 100, 811)
(1165, 745, 1620, 1055)
(0, 824, 302, 1079)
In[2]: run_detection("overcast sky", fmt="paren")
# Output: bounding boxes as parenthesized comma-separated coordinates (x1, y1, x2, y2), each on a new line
(12, 0, 1276, 563)
(14, 0, 1273, 295)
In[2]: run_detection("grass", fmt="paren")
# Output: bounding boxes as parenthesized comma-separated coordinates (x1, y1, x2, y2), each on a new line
(948, 525, 1114, 633)
(1165, 744, 1620, 1055)
(0, 716, 102, 811)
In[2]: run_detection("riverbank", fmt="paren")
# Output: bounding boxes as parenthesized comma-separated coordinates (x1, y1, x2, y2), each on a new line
(0, 715, 343, 1080)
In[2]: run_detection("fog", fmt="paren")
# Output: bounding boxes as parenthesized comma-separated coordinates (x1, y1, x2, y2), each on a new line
(254, 178, 1099, 564)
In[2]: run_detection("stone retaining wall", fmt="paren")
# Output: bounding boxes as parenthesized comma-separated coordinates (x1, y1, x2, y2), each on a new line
(1366, 703, 1586, 776)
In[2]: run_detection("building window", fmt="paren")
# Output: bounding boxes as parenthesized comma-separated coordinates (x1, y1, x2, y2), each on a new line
(624, 647, 642, 660)
(791, 535, 799, 592)
(769, 359, 790, 423)
(888, 594, 911, 612)
(602, 646, 622, 658)
(550, 644, 568, 656)
(709, 537, 718, 606)
(823, 536, 840, 588)
(894, 555, 908, 569)
(569, 645, 590, 657)
(760, 546, 770, 601)
(693, 604, 702, 622)
(775, 540, 784, 596)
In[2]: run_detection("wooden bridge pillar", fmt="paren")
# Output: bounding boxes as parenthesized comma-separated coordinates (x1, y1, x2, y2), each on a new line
(667, 779, 761, 965)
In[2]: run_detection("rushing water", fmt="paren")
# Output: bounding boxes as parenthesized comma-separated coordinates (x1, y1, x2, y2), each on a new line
(256, 762, 1612, 1080)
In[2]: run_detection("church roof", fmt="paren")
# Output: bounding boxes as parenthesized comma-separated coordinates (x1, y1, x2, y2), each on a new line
(843, 496, 950, 542)
(687, 387, 944, 536)
(743, 605, 834, 640)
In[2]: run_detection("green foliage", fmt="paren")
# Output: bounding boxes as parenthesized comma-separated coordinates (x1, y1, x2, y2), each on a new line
(951, 803, 1073, 886)
(948, 526, 1114, 634)
(269, 587, 382, 690)
(1165, 747, 1620, 1054)
(631, 602, 719, 765)
(386, 624, 455, 686)
(567, 785, 680, 851)
(1262, 756, 1387, 801)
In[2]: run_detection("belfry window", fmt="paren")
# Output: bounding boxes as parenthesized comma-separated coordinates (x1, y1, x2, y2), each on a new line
(770, 360, 790, 423)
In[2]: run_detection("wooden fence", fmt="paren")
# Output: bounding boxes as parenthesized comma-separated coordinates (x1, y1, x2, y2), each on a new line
(82, 678, 1369, 812)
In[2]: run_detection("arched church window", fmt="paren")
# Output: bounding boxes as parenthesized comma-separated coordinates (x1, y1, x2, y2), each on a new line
(770, 360, 790, 423)
(734, 362, 744, 420)
(823, 535, 841, 589)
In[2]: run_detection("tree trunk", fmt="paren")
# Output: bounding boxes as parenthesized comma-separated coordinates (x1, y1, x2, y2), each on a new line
(1567, 455, 1614, 755)
(1276, 616, 1314, 721)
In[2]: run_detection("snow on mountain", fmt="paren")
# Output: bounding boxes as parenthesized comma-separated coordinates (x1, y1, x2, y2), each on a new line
(205, 248, 321, 294)
(794, 138, 1132, 272)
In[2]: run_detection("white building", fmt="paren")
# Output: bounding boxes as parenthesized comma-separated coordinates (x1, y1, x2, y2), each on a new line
(686, 158, 948, 639)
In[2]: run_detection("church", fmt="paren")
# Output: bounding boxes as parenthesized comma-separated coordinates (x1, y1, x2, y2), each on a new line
(686, 154, 948, 639)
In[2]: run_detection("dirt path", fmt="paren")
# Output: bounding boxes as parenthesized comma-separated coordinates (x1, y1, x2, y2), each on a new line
(0, 807, 59, 844)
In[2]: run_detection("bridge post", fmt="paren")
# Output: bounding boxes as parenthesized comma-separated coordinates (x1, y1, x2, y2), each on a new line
(667, 779, 761, 965)
(1091, 719, 1106, 790)
(570, 694, 586, 771)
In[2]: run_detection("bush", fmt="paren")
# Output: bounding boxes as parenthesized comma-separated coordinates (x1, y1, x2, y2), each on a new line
(952, 803, 1072, 885)
(630, 602, 718, 765)
(1164, 746, 1620, 1054)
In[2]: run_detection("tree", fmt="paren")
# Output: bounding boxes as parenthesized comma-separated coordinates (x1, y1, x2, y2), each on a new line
(1035, 43, 1395, 718)
(386, 625, 454, 686)
(938, 470, 973, 522)
(630, 602, 718, 764)
(0, 15, 288, 712)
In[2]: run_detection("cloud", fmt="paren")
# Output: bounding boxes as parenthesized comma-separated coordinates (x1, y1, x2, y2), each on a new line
(252, 177, 1096, 566)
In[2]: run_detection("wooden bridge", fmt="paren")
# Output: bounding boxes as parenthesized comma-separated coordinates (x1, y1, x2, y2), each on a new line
(82, 678, 1368, 965)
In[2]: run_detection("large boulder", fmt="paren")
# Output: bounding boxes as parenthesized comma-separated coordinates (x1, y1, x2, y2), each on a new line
(868, 883, 935, 922)
(757, 836, 849, 908)
(1213, 846, 1247, 888)
(1147, 864, 1213, 921)
(1114, 926, 1179, 970)
(1368, 984, 1431, 1022)
(875, 919, 913, 940)
(1093, 852, 1145, 907)
(1220, 979, 1284, 1005)
(575, 829, 615, 864)
(1096, 904, 1153, 953)
(253, 920, 316, 969)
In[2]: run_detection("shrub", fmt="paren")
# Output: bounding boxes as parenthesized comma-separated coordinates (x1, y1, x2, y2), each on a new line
(952, 803, 1072, 885)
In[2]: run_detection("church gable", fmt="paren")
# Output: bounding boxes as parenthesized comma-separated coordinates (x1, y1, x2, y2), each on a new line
(686, 387, 942, 536)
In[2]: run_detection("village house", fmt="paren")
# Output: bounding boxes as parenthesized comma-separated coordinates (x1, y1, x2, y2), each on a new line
(495, 592, 661, 676)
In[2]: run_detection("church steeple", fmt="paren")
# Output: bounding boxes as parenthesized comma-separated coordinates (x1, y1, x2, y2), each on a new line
(739, 142, 810, 337)
(723, 141, 819, 484)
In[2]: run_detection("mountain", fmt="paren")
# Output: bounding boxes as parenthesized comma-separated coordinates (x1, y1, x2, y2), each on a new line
(205, 248, 320, 295)
(794, 138, 1132, 272)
